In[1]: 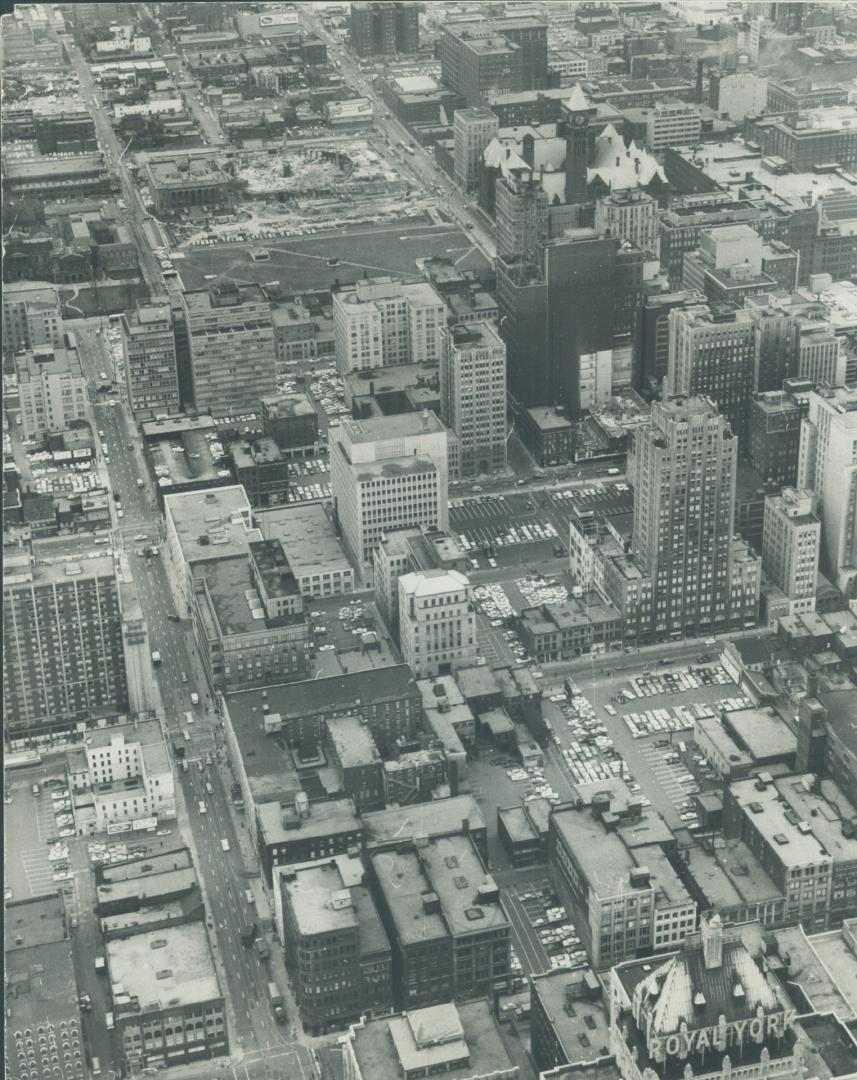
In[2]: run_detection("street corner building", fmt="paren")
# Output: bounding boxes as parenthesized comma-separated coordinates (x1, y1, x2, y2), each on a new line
(610, 914, 804, 1080)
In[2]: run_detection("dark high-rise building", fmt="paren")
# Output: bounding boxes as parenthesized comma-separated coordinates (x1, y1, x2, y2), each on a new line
(499, 230, 643, 417)
(639, 290, 705, 395)
(667, 302, 756, 451)
(350, 1, 418, 58)
(748, 381, 813, 488)
(3, 551, 128, 739)
(438, 17, 547, 107)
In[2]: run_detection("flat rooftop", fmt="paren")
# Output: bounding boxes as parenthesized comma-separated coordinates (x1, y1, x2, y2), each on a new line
(327, 715, 380, 768)
(552, 806, 637, 898)
(164, 485, 261, 566)
(342, 410, 446, 445)
(671, 140, 857, 206)
(371, 832, 504, 946)
(3, 550, 116, 588)
(195, 554, 302, 636)
(351, 1000, 514, 1080)
(361, 795, 485, 849)
(531, 970, 612, 1063)
(257, 502, 351, 578)
(106, 922, 220, 1011)
(773, 925, 855, 1019)
(729, 774, 857, 867)
(257, 796, 361, 848)
(725, 706, 796, 761)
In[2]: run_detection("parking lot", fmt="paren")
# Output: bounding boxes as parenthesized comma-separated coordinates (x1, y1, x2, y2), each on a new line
(4, 775, 73, 903)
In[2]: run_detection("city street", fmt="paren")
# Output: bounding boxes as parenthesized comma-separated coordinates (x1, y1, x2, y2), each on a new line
(65, 304, 314, 1075)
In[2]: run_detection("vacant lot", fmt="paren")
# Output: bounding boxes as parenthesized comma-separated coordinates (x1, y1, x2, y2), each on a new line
(177, 220, 490, 292)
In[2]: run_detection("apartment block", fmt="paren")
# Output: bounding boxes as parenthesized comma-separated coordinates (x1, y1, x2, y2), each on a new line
(274, 852, 392, 1034)
(332, 276, 447, 374)
(761, 488, 821, 616)
(398, 569, 477, 678)
(181, 283, 276, 416)
(440, 322, 507, 479)
(16, 344, 87, 442)
(369, 833, 510, 1009)
(330, 412, 449, 567)
(641, 98, 701, 152)
(121, 299, 180, 417)
(3, 552, 128, 739)
(798, 386, 857, 596)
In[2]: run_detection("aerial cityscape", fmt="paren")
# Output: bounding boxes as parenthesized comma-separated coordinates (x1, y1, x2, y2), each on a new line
(3, 2, 857, 1080)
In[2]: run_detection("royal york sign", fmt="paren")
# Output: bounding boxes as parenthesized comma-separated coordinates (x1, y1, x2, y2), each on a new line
(650, 1010, 797, 1059)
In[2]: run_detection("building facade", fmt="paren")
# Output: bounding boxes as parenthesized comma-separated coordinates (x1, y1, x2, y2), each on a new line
(761, 488, 821, 616)
(453, 107, 499, 191)
(440, 322, 507, 478)
(3, 552, 128, 740)
(332, 276, 447, 374)
(798, 386, 857, 597)
(398, 569, 477, 678)
(16, 344, 88, 442)
(121, 299, 180, 418)
(182, 284, 276, 416)
(330, 413, 449, 566)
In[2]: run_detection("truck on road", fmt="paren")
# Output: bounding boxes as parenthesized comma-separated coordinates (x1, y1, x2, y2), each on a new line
(240, 922, 257, 946)
(254, 936, 269, 960)
(267, 982, 282, 1008)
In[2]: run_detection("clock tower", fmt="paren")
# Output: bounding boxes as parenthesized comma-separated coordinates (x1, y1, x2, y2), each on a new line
(563, 84, 597, 205)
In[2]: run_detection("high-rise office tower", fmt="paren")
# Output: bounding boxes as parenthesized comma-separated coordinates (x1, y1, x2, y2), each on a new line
(440, 322, 507, 478)
(330, 412, 449, 567)
(761, 488, 821, 615)
(438, 17, 547, 107)
(453, 107, 499, 192)
(498, 231, 643, 416)
(332, 277, 447, 374)
(350, 1, 418, 57)
(495, 172, 549, 264)
(798, 386, 857, 596)
(667, 302, 756, 449)
(121, 299, 180, 417)
(181, 283, 276, 415)
(632, 397, 744, 635)
(749, 381, 813, 487)
(3, 551, 128, 738)
(639, 290, 706, 395)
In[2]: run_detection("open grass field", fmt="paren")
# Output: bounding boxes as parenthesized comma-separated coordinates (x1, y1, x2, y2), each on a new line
(176, 219, 491, 292)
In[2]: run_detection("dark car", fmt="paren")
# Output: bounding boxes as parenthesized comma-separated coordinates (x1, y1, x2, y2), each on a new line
(167, 613, 180, 623)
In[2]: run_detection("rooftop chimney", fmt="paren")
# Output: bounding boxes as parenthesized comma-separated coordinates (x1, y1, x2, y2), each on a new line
(701, 912, 723, 970)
